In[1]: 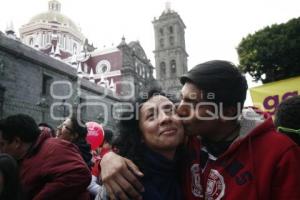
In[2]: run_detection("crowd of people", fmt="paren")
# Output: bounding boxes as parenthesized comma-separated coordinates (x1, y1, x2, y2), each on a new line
(0, 60, 299, 200)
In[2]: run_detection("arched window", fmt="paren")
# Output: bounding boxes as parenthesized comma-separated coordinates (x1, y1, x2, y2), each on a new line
(170, 60, 176, 74)
(169, 26, 173, 34)
(141, 66, 144, 77)
(169, 36, 174, 46)
(160, 38, 164, 48)
(58, 34, 62, 46)
(29, 38, 33, 46)
(159, 28, 164, 36)
(143, 67, 147, 78)
(46, 33, 49, 44)
(73, 43, 77, 54)
(160, 62, 166, 78)
(139, 65, 143, 76)
(63, 35, 66, 49)
(146, 68, 150, 79)
(42, 32, 46, 46)
(145, 69, 148, 79)
(136, 65, 140, 75)
(65, 37, 68, 50)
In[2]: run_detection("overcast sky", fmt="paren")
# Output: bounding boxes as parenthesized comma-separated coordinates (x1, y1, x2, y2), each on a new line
(1, 0, 299, 105)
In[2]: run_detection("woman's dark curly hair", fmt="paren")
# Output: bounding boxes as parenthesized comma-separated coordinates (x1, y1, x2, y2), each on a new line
(114, 89, 169, 170)
(69, 115, 88, 142)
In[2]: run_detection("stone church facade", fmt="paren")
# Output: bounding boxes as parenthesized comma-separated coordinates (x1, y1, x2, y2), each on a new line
(0, 1, 187, 130)
(0, 33, 119, 131)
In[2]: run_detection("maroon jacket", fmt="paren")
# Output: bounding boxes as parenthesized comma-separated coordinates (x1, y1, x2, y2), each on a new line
(182, 109, 300, 200)
(20, 132, 91, 200)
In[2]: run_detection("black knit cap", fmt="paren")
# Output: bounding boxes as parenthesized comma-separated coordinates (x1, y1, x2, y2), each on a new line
(180, 60, 248, 107)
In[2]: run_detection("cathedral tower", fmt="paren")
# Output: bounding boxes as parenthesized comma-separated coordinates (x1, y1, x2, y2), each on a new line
(153, 3, 188, 95)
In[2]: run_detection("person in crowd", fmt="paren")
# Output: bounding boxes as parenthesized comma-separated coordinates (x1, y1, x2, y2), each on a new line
(57, 115, 93, 168)
(0, 114, 91, 200)
(99, 89, 184, 200)
(0, 153, 22, 200)
(99, 60, 300, 200)
(89, 128, 115, 198)
(38, 123, 56, 137)
(274, 95, 300, 145)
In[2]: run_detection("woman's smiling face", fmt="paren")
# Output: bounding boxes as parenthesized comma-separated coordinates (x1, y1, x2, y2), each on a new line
(139, 95, 184, 156)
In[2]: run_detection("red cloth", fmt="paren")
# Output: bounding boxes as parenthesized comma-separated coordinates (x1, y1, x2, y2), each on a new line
(91, 147, 111, 177)
(20, 132, 91, 200)
(182, 112, 300, 200)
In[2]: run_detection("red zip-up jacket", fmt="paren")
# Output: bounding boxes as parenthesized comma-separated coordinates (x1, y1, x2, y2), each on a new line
(182, 109, 300, 200)
(20, 132, 91, 200)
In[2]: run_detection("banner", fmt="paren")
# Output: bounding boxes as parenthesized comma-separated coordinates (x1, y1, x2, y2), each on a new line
(250, 76, 300, 115)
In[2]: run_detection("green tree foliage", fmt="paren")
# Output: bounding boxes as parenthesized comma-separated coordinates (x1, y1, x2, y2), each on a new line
(237, 17, 300, 83)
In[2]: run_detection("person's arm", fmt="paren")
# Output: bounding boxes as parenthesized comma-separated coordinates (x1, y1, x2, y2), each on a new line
(271, 145, 300, 200)
(100, 151, 144, 200)
(88, 175, 102, 196)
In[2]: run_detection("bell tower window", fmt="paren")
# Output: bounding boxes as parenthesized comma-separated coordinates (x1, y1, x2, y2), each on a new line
(170, 60, 176, 74)
(169, 36, 174, 46)
(160, 28, 164, 36)
(160, 38, 164, 48)
(160, 62, 166, 78)
(169, 26, 173, 34)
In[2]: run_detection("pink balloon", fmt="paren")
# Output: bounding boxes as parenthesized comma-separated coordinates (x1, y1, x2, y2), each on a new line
(86, 122, 104, 150)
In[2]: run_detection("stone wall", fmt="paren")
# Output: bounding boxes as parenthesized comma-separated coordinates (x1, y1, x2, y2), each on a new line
(0, 33, 120, 132)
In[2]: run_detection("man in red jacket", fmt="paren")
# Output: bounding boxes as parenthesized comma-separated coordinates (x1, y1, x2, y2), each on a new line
(0, 114, 91, 200)
(99, 60, 300, 200)
(177, 60, 300, 200)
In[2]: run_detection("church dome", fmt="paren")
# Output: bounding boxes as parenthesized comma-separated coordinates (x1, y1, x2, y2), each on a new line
(29, 11, 80, 33)
(27, 0, 81, 35)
